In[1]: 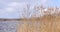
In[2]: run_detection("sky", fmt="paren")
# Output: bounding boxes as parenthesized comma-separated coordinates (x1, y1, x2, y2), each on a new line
(0, 0, 59, 18)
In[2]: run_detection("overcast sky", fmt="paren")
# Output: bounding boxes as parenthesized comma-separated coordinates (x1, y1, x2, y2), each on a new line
(0, 0, 59, 18)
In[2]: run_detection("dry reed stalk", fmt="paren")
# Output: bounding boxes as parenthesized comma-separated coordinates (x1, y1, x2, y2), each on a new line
(17, 15, 60, 32)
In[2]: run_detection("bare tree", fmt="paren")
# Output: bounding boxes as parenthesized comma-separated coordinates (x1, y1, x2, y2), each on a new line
(22, 4, 31, 18)
(31, 5, 45, 17)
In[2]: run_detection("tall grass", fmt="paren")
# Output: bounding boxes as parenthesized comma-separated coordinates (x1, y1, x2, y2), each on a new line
(17, 14, 60, 32)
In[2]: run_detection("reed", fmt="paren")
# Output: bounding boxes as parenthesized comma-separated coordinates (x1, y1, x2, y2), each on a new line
(17, 14, 60, 32)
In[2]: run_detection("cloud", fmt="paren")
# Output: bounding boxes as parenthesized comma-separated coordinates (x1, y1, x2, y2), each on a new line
(4, 2, 25, 13)
(3, 2, 30, 18)
(3, 2, 19, 13)
(4, 7, 14, 13)
(0, 2, 21, 18)
(0, 0, 50, 18)
(8, 2, 19, 7)
(40, 0, 48, 5)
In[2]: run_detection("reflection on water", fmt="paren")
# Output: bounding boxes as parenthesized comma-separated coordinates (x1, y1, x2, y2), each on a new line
(0, 21, 18, 32)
